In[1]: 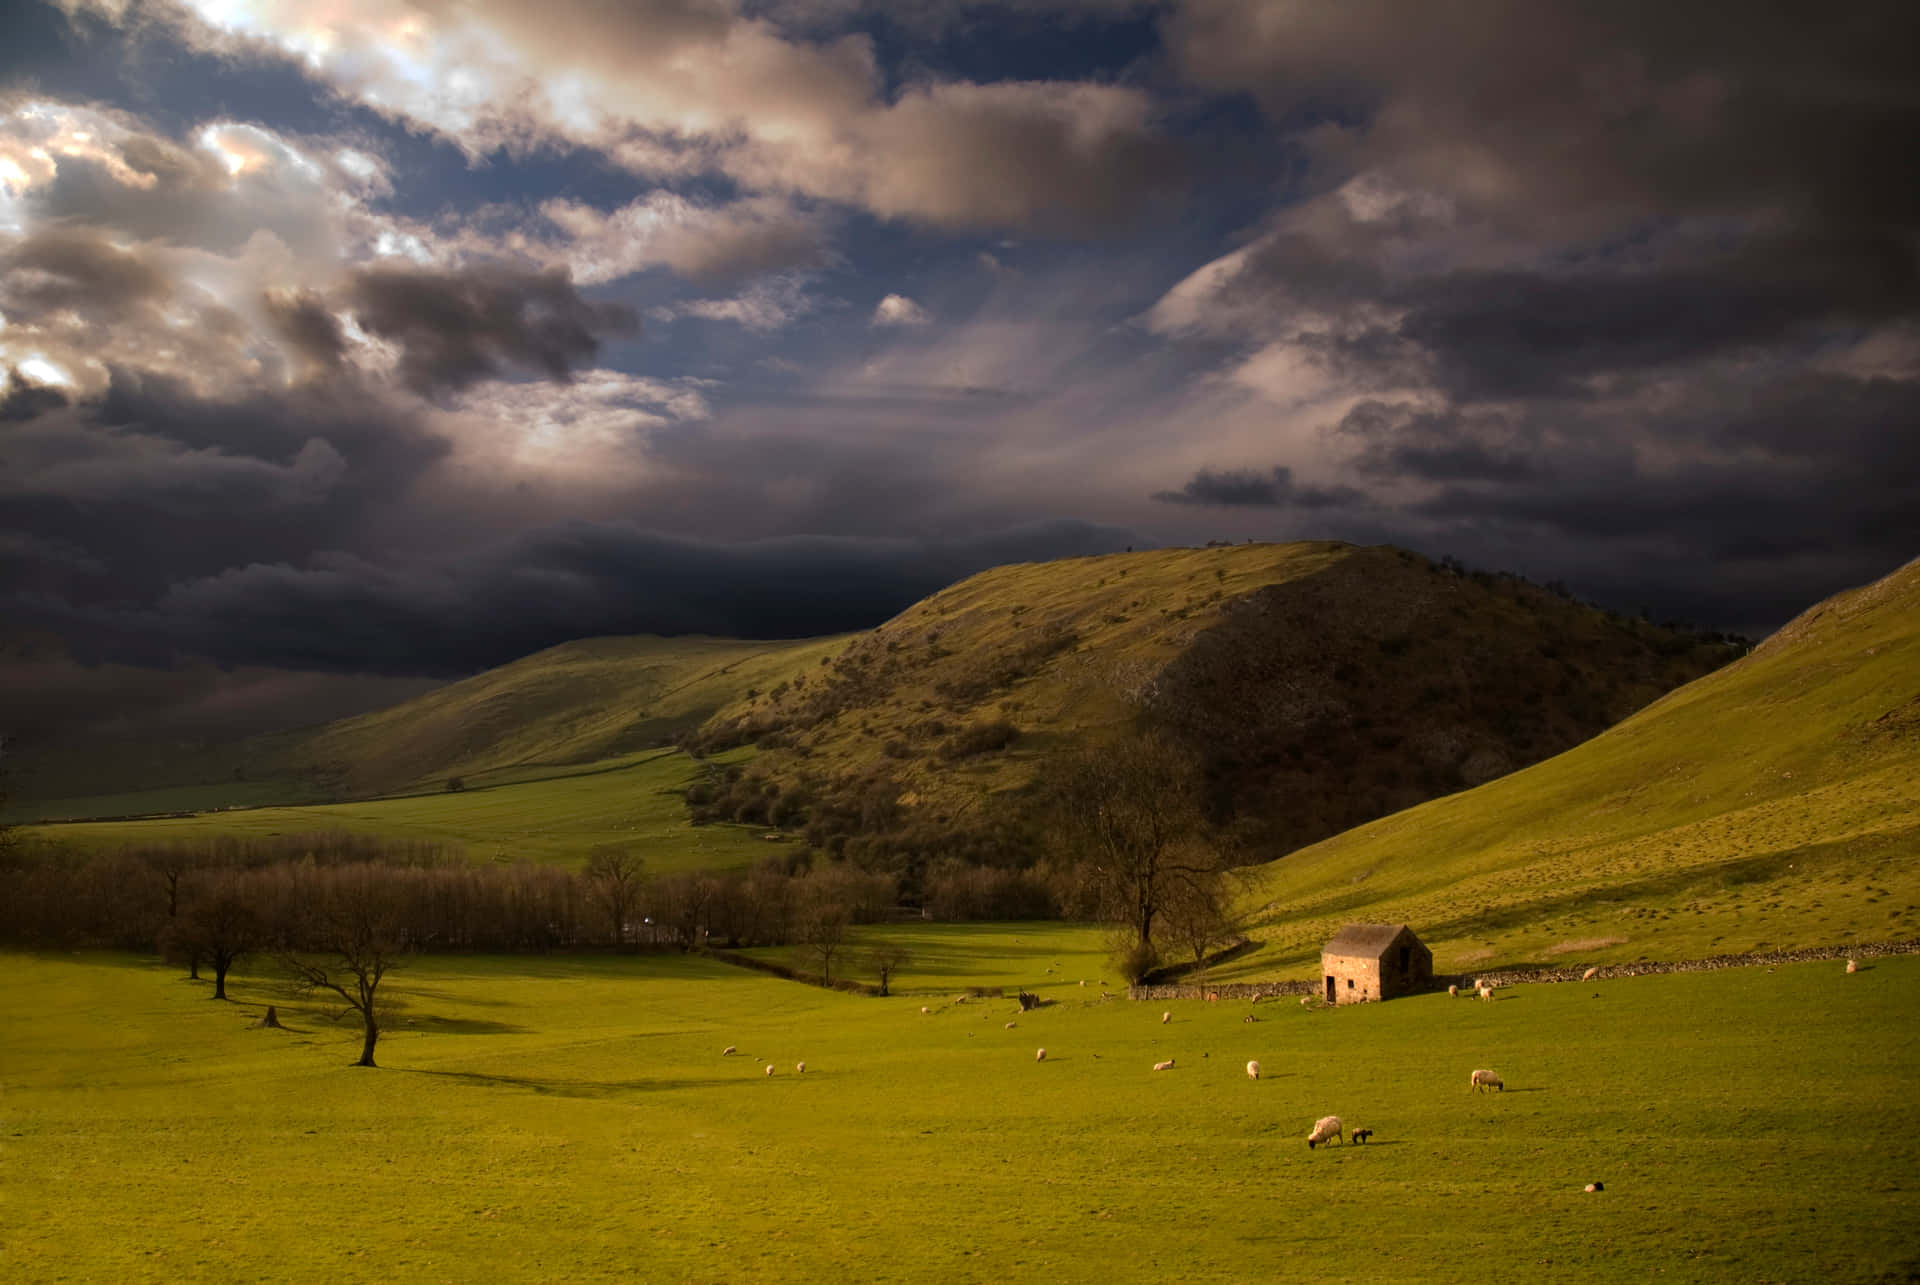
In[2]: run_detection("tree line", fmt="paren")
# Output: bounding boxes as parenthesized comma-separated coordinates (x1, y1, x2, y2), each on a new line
(2, 729, 1242, 1006)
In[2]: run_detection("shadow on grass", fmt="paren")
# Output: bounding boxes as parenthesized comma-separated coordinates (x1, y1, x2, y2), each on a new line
(400, 1068, 746, 1097)
(404, 1015, 530, 1035)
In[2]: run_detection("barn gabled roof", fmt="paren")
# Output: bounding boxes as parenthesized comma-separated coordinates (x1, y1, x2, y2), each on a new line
(1323, 923, 1419, 958)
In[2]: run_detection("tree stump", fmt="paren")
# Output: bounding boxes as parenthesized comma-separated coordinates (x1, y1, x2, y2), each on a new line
(254, 1005, 284, 1029)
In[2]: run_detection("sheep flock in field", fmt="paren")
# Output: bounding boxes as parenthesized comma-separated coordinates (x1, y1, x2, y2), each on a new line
(1306, 1116, 1344, 1149)
(1470, 1068, 1504, 1092)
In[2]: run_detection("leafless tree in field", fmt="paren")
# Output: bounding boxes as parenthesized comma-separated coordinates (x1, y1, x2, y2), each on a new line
(585, 845, 646, 946)
(175, 871, 265, 1000)
(279, 865, 408, 1067)
(1046, 729, 1228, 978)
(866, 941, 912, 995)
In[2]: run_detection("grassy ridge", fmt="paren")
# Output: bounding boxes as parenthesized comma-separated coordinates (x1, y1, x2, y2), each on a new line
(24, 747, 777, 872)
(5, 942, 1916, 1283)
(8, 634, 845, 821)
(696, 542, 1740, 855)
(1226, 556, 1920, 978)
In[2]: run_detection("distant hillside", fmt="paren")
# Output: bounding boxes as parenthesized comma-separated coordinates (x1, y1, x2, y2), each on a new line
(8, 634, 843, 820)
(688, 541, 1743, 864)
(1220, 555, 1920, 977)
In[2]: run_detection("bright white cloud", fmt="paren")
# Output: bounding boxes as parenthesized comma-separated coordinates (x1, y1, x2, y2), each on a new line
(872, 293, 931, 326)
(102, 0, 1172, 232)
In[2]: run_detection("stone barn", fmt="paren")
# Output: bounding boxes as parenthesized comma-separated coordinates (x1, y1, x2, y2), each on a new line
(1321, 923, 1433, 1004)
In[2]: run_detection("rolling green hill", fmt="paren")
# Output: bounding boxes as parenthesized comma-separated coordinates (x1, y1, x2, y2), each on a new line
(691, 541, 1742, 860)
(8, 634, 846, 821)
(1220, 555, 1920, 977)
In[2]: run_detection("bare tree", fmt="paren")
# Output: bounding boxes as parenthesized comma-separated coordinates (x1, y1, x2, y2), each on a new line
(798, 901, 852, 985)
(175, 872, 265, 1000)
(866, 941, 912, 996)
(1046, 729, 1227, 976)
(279, 866, 407, 1067)
(585, 845, 645, 946)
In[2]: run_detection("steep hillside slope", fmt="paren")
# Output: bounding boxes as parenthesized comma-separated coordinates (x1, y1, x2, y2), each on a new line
(1224, 555, 1920, 977)
(690, 542, 1742, 862)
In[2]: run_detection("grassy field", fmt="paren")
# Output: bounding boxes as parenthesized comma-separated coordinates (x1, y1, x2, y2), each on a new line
(23, 748, 775, 873)
(4, 929, 1916, 1284)
(1221, 556, 1920, 979)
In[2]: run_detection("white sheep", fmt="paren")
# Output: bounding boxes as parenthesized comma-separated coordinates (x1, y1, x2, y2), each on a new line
(1005, 1021, 1017, 1029)
(1246, 1060, 1260, 1080)
(1448, 984, 1459, 997)
(920, 1006, 930, 1014)
(1161, 1011, 1171, 1024)
(722, 1045, 737, 1056)
(1153, 1059, 1175, 1071)
(1582, 966, 1599, 981)
(1478, 986, 1494, 1002)
(1300, 996, 1311, 1007)
(1846, 958, 1858, 974)
(764, 1064, 775, 1077)
(1306, 1115, 1343, 1149)
(1470, 1068, 1503, 1092)
(1035, 1048, 1047, 1062)
(795, 1061, 805, 1074)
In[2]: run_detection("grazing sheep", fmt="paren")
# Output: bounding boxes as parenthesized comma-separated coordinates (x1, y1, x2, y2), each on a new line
(1351, 1128, 1373, 1144)
(1470, 1068, 1504, 1092)
(1585, 1181, 1604, 1193)
(1161, 1011, 1171, 1024)
(1246, 1060, 1260, 1080)
(1153, 1059, 1175, 1071)
(795, 1062, 805, 1074)
(764, 1065, 774, 1076)
(1035, 1048, 1047, 1062)
(1846, 959, 1858, 974)
(1306, 1116, 1343, 1149)
(1300, 996, 1311, 1007)
(920, 1006, 931, 1014)
(1005, 1021, 1017, 1029)
(1478, 986, 1494, 1002)
(1448, 984, 1459, 997)
(722, 1046, 737, 1056)
(1582, 966, 1599, 981)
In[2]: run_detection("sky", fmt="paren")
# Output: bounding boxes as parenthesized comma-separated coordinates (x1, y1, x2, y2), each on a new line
(1, 0, 1916, 743)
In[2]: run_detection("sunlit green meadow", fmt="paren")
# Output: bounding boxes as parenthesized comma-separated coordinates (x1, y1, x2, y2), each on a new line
(23, 748, 771, 873)
(5, 927, 1917, 1284)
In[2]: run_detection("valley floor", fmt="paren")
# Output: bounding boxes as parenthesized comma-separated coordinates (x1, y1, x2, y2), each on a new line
(4, 934, 1916, 1284)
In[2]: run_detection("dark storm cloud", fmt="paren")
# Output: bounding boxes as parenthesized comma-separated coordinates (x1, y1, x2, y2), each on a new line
(345, 265, 640, 395)
(3, 223, 172, 315)
(263, 289, 348, 376)
(1153, 465, 1367, 510)
(1167, 0, 1920, 233)
(104, 519, 1129, 674)
(1388, 237, 1920, 399)
(0, 372, 451, 620)
(1335, 402, 1545, 484)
